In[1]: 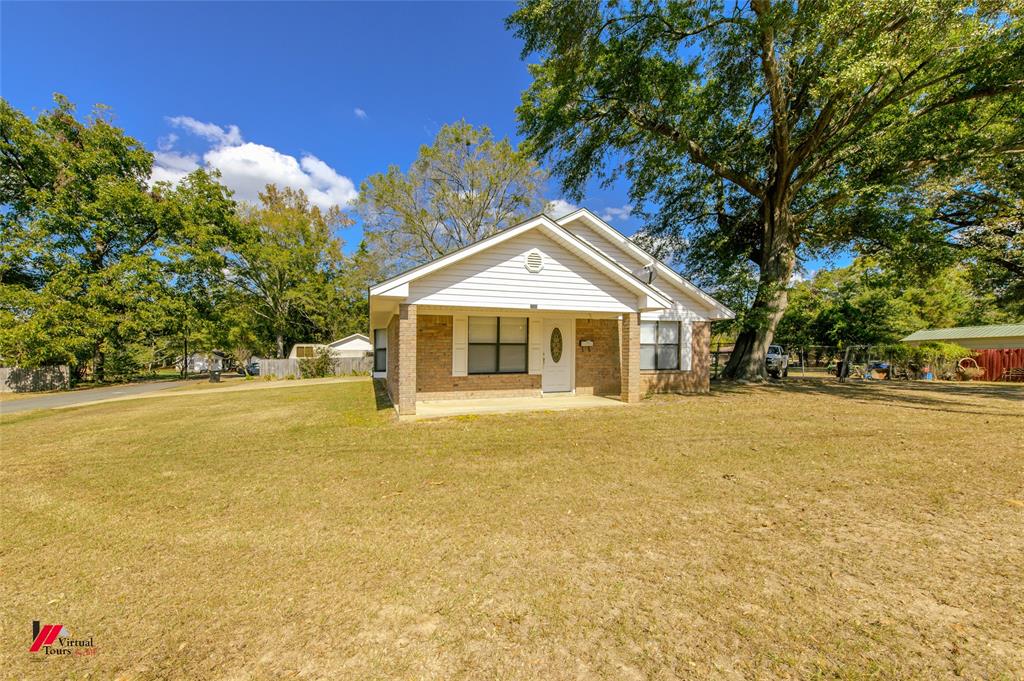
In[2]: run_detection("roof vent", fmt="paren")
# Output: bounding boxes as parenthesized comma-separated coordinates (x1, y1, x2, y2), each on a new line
(524, 249, 544, 273)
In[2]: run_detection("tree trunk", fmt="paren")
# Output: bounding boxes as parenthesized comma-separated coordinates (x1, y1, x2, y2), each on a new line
(276, 334, 285, 359)
(95, 345, 105, 383)
(721, 202, 796, 381)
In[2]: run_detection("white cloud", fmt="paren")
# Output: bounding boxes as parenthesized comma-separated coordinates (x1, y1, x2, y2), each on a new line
(790, 268, 816, 285)
(545, 199, 579, 218)
(167, 116, 243, 146)
(151, 117, 357, 209)
(156, 133, 178, 151)
(150, 150, 199, 185)
(601, 204, 633, 222)
(354, 107, 368, 120)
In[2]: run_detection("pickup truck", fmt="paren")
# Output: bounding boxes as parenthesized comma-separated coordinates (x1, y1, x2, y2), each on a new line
(766, 344, 788, 378)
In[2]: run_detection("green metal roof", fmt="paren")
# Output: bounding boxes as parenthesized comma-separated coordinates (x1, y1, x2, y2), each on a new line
(900, 323, 1024, 343)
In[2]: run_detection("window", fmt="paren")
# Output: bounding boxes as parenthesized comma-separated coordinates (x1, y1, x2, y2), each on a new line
(373, 329, 387, 372)
(640, 321, 680, 370)
(468, 316, 528, 374)
(296, 346, 315, 358)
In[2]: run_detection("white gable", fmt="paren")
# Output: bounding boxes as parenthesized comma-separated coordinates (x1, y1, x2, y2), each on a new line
(558, 211, 733, 321)
(406, 230, 641, 313)
(329, 334, 371, 351)
(560, 217, 639, 268)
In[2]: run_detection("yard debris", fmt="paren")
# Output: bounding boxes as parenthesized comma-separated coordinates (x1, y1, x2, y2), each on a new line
(1005, 499, 1024, 508)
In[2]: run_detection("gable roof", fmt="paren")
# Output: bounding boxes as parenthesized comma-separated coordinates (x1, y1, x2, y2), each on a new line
(901, 324, 1024, 343)
(369, 214, 674, 310)
(328, 333, 369, 346)
(556, 208, 734, 320)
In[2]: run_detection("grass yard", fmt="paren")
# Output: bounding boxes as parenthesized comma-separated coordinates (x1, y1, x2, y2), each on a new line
(1, 378, 1022, 679)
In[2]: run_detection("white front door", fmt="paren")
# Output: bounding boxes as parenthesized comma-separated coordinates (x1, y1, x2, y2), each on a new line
(542, 318, 572, 392)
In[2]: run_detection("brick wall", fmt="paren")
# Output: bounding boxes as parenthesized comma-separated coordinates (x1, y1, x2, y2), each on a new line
(417, 314, 540, 399)
(574, 318, 620, 396)
(620, 312, 641, 402)
(395, 304, 418, 414)
(640, 321, 711, 394)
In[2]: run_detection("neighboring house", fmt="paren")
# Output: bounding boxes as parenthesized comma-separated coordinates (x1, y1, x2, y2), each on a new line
(368, 208, 734, 415)
(901, 323, 1024, 381)
(289, 334, 373, 359)
(180, 351, 227, 373)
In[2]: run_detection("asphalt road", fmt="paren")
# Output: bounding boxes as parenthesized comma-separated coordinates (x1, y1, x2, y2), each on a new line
(1, 379, 193, 415)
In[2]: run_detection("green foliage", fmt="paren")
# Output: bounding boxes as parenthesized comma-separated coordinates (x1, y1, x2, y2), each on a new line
(227, 185, 353, 358)
(0, 95, 237, 379)
(1, 96, 379, 382)
(358, 121, 547, 273)
(508, 0, 1024, 378)
(297, 347, 337, 379)
(775, 258, 1009, 347)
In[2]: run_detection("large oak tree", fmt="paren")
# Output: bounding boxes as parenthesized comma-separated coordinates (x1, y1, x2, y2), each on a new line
(509, 0, 1023, 379)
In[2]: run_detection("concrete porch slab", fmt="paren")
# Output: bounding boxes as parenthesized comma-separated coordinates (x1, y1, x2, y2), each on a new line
(405, 393, 626, 421)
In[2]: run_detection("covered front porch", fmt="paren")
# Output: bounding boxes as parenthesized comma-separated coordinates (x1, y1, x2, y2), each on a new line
(370, 301, 644, 417)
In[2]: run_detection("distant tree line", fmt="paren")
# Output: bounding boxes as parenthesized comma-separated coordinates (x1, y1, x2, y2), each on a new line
(0, 96, 547, 383)
(774, 258, 1016, 350)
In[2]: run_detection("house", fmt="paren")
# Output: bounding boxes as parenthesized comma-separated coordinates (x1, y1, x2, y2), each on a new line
(288, 334, 373, 359)
(368, 208, 734, 415)
(180, 351, 227, 373)
(901, 323, 1024, 381)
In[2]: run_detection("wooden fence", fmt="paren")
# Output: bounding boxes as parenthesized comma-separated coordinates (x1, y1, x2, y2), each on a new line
(257, 356, 373, 379)
(0, 365, 70, 393)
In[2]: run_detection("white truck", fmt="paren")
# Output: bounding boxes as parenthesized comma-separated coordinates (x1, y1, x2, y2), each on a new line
(766, 344, 789, 378)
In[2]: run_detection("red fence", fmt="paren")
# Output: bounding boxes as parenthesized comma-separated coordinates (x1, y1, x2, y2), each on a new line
(975, 348, 1024, 381)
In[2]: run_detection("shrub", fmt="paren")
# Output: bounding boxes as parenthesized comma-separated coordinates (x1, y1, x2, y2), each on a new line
(297, 347, 338, 379)
(284, 373, 296, 380)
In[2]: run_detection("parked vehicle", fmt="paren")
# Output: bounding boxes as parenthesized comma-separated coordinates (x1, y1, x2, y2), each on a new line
(244, 360, 261, 376)
(766, 344, 789, 378)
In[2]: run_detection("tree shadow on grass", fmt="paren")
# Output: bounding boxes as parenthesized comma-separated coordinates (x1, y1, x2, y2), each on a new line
(710, 375, 1024, 418)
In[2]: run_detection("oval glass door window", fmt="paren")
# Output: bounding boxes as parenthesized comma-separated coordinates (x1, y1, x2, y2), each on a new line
(550, 327, 563, 363)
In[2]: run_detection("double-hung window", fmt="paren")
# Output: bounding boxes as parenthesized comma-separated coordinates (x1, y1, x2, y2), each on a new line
(640, 321, 680, 370)
(373, 329, 387, 372)
(468, 316, 528, 374)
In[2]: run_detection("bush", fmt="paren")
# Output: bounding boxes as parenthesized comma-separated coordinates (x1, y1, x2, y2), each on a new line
(910, 342, 972, 379)
(284, 373, 296, 380)
(297, 347, 338, 379)
(101, 345, 140, 383)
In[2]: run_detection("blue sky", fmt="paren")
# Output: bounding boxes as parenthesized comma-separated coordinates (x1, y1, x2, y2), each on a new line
(2, 1, 838, 275)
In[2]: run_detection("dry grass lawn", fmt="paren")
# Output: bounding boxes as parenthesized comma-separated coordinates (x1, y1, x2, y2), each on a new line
(1, 378, 1022, 680)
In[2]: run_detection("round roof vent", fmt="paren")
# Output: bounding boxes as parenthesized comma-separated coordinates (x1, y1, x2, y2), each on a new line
(524, 249, 544, 273)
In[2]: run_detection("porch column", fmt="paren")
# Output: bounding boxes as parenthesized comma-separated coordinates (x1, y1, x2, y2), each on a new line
(620, 312, 641, 403)
(396, 303, 417, 415)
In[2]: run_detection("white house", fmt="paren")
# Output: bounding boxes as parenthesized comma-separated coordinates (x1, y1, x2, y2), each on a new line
(368, 208, 733, 416)
(288, 333, 373, 360)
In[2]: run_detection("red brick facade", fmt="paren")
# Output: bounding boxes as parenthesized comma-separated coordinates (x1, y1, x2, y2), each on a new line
(620, 312, 641, 402)
(416, 314, 540, 399)
(639, 321, 711, 394)
(386, 313, 712, 406)
(574, 318, 620, 396)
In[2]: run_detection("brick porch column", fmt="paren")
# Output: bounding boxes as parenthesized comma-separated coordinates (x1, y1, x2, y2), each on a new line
(396, 303, 417, 415)
(620, 312, 640, 403)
